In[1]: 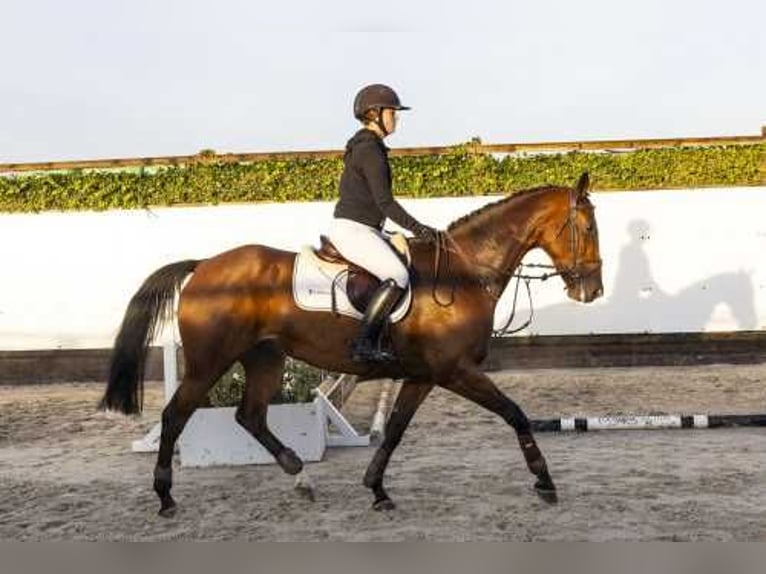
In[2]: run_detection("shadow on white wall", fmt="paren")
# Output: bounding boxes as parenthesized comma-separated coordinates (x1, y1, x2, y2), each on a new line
(521, 219, 757, 334)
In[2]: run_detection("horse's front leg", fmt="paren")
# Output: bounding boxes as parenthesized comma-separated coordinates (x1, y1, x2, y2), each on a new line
(442, 365, 557, 503)
(363, 379, 433, 511)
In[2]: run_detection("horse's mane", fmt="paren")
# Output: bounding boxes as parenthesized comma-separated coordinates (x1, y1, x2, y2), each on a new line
(447, 184, 566, 233)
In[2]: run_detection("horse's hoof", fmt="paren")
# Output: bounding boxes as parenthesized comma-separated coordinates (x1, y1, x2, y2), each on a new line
(534, 482, 558, 505)
(372, 498, 396, 512)
(158, 503, 177, 518)
(277, 448, 303, 475)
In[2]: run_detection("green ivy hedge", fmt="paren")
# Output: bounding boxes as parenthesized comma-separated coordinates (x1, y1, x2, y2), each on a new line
(1, 144, 763, 213)
(208, 357, 327, 406)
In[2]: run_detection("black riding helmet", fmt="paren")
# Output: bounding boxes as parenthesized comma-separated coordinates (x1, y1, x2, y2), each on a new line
(353, 84, 410, 135)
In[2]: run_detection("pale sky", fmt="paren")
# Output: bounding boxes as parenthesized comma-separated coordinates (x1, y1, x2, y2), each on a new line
(2, 0, 764, 163)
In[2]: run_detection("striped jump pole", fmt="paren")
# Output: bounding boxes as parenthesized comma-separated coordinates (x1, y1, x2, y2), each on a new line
(530, 414, 766, 433)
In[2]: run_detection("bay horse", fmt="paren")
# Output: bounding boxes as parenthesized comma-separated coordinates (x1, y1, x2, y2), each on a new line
(100, 172, 603, 517)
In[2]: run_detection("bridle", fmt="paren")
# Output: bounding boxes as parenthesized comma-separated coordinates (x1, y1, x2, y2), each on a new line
(543, 187, 603, 285)
(429, 187, 602, 335)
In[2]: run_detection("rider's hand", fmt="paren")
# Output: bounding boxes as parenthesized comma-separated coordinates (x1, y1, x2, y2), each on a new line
(414, 224, 439, 243)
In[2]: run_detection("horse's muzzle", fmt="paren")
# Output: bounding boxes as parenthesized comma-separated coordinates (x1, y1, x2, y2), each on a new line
(566, 262, 604, 303)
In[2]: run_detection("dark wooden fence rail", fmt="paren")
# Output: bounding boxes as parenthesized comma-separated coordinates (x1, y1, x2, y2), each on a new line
(3, 331, 766, 385)
(2, 128, 763, 174)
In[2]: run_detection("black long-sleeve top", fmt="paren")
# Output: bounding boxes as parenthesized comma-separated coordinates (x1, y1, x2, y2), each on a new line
(333, 129, 423, 232)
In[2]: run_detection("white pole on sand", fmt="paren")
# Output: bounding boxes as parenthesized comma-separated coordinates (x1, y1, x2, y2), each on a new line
(370, 380, 397, 445)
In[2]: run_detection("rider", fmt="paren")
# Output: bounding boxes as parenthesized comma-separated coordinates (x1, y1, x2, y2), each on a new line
(329, 83, 438, 362)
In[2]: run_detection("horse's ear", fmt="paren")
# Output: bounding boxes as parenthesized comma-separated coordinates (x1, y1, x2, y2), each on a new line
(575, 172, 590, 201)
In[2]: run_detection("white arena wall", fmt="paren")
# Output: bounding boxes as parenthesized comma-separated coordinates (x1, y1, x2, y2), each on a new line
(1, 186, 764, 351)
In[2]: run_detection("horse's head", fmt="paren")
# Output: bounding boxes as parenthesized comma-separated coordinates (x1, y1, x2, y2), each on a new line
(538, 173, 604, 303)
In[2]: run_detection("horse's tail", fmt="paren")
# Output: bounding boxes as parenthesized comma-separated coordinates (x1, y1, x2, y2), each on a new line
(99, 259, 200, 415)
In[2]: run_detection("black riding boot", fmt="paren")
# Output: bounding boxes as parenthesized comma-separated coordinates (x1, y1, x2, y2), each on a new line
(351, 278, 405, 363)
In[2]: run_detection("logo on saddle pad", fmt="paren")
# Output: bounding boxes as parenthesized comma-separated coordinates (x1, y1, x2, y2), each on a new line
(292, 234, 413, 322)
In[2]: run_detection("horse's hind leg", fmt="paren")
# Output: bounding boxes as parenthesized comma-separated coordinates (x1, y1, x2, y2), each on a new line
(153, 364, 224, 517)
(363, 379, 433, 510)
(442, 365, 557, 504)
(235, 341, 304, 477)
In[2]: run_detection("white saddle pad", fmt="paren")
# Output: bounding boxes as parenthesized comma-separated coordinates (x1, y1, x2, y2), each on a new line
(292, 246, 412, 323)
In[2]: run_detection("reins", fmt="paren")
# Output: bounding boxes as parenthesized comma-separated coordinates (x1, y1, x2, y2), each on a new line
(436, 231, 551, 336)
(429, 231, 457, 307)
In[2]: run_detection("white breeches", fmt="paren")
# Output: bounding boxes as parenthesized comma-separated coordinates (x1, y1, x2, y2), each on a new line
(328, 218, 409, 288)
